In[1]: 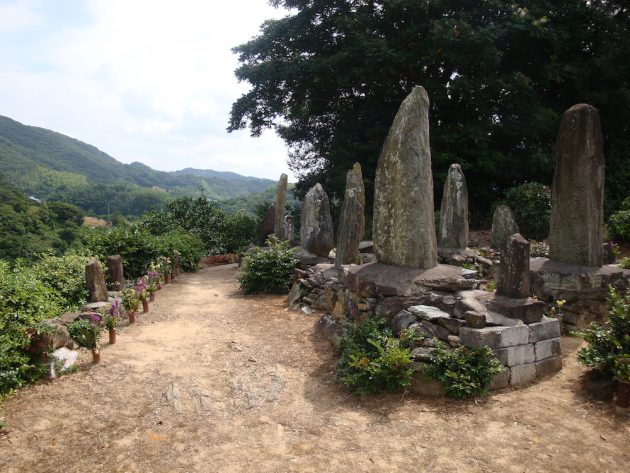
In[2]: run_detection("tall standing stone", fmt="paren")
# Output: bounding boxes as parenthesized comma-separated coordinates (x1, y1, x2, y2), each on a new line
(85, 259, 108, 303)
(438, 163, 469, 249)
(497, 233, 530, 298)
(274, 173, 288, 240)
(490, 205, 520, 249)
(372, 86, 438, 269)
(284, 215, 295, 242)
(258, 203, 275, 244)
(107, 255, 124, 291)
(300, 183, 334, 257)
(549, 104, 605, 267)
(335, 163, 365, 266)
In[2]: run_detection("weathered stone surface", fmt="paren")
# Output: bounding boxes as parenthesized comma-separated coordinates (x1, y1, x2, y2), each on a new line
(490, 205, 520, 249)
(489, 368, 510, 390)
(336, 163, 366, 266)
(392, 310, 417, 335)
(549, 104, 604, 267)
(438, 163, 469, 249)
(288, 282, 303, 306)
(497, 233, 531, 299)
(494, 344, 536, 367)
(317, 314, 343, 348)
(409, 365, 446, 397)
(419, 320, 451, 340)
(528, 317, 561, 343)
(465, 311, 487, 328)
(411, 347, 437, 362)
(284, 215, 295, 242)
(359, 241, 374, 253)
(407, 305, 450, 322)
(85, 259, 108, 303)
(300, 183, 334, 257)
(372, 86, 438, 269)
(294, 247, 330, 267)
(535, 356, 563, 378)
(107, 255, 124, 290)
(258, 203, 275, 244)
(437, 316, 466, 334)
(534, 338, 561, 361)
(29, 319, 73, 352)
(274, 174, 288, 240)
(460, 325, 529, 349)
(488, 295, 545, 324)
(510, 362, 537, 385)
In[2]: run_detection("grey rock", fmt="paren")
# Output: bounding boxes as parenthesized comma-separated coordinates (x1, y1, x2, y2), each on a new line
(274, 174, 288, 240)
(549, 104, 604, 267)
(534, 338, 561, 361)
(318, 314, 343, 348)
(535, 356, 563, 378)
(336, 163, 366, 266)
(489, 368, 510, 390)
(494, 344, 536, 367)
(460, 325, 529, 349)
(51, 347, 78, 370)
(528, 317, 561, 343)
(447, 335, 461, 347)
(438, 163, 469, 249)
(85, 259, 108, 303)
(465, 311, 487, 329)
(392, 310, 418, 336)
(411, 347, 437, 362)
(283, 215, 295, 243)
(497, 233, 531, 299)
(510, 362, 537, 386)
(407, 305, 451, 322)
(359, 241, 374, 253)
(301, 183, 335, 257)
(437, 316, 466, 335)
(490, 205, 519, 249)
(409, 365, 446, 397)
(287, 282, 303, 306)
(107, 255, 124, 291)
(488, 295, 545, 324)
(372, 86, 438, 269)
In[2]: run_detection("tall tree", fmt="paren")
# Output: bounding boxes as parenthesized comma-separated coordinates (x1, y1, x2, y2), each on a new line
(230, 0, 630, 223)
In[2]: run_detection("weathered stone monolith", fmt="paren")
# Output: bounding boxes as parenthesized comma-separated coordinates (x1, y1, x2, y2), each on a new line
(106, 255, 124, 291)
(438, 163, 469, 249)
(497, 233, 530, 299)
(490, 205, 520, 249)
(372, 86, 438, 269)
(335, 163, 365, 266)
(274, 173, 288, 240)
(300, 183, 334, 257)
(549, 104, 604, 267)
(284, 215, 295, 242)
(85, 259, 108, 303)
(258, 203, 275, 244)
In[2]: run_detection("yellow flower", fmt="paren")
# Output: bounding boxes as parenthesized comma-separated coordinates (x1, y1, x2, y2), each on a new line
(556, 299, 566, 308)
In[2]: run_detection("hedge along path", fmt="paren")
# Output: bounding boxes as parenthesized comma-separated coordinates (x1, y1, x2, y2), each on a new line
(0, 264, 628, 472)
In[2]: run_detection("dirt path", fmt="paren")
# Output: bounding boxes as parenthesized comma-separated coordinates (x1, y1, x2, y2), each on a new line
(1, 265, 628, 472)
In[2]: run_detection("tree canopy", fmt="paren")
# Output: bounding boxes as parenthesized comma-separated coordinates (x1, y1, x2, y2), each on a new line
(230, 0, 630, 224)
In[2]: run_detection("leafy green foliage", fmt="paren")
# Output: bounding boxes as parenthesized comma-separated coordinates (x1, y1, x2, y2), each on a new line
(238, 237, 297, 294)
(225, 211, 258, 253)
(157, 230, 205, 272)
(425, 341, 503, 398)
(577, 287, 630, 378)
(608, 198, 630, 242)
(620, 257, 630, 270)
(67, 319, 100, 350)
(505, 183, 551, 240)
(337, 318, 413, 395)
(30, 253, 90, 310)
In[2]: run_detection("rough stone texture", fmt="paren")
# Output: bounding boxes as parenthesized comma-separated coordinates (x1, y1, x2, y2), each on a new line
(392, 310, 417, 336)
(258, 203, 275, 244)
(287, 282, 303, 306)
(528, 317, 561, 343)
(284, 215, 295, 242)
(460, 325, 529, 350)
(549, 104, 604, 267)
(300, 183, 334, 257)
(494, 344, 536, 367)
(535, 356, 563, 378)
(107, 255, 124, 290)
(529, 258, 630, 328)
(510, 362, 537, 385)
(497, 233, 531, 299)
(534, 338, 561, 361)
(490, 205, 520, 249)
(317, 314, 343, 348)
(409, 365, 446, 397)
(488, 296, 545, 324)
(274, 174, 288, 240)
(85, 259, 108, 303)
(407, 305, 451, 322)
(336, 163, 366, 266)
(489, 368, 510, 390)
(465, 311, 487, 328)
(438, 163, 469, 249)
(372, 86, 438, 269)
(294, 247, 331, 267)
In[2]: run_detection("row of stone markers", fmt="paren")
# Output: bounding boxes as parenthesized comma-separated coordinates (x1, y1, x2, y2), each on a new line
(279, 86, 629, 390)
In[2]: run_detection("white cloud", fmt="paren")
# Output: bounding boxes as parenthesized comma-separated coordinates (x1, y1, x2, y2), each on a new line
(0, 0, 294, 180)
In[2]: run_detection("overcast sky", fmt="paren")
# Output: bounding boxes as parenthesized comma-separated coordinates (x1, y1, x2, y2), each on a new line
(0, 0, 295, 180)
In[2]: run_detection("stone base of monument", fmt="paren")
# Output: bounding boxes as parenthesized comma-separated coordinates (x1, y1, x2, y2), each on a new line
(529, 257, 630, 330)
(291, 261, 563, 392)
(437, 247, 477, 265)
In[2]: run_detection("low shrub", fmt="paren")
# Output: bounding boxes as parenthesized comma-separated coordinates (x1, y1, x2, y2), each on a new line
(225, 211, 258, 253)
(529, 240, 549, 258)
(505, 182, 551, 241)
(30, 253, 90, 310)
(238, 237, 297, 294)
(577, 286, 630, 378)
(158, 230, 205, 272)
(425, 341, 503, 398)
(337, 318, 414, 395)
(608, 198, 630, 242)
(620, 257, 630, 270)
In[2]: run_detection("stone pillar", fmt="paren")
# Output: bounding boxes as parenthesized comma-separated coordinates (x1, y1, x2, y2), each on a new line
(258, 203, 275, 245)
(438, 163, 469, 249)
(497, 233, 530, 299)
(549, 104, 604, 267)
(372, 86, 438, 269)
(284, 215, 295, 242)
(335, 163, 365, 266)
(300, 183, 334, 257)
(106, 255, 124, 291)
(85, 259, 108, 303)
(274, 174, 288, 240)
(490, 205, 520, 250)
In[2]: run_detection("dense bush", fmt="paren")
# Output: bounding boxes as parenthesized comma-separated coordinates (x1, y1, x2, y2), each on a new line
(238, 237, 297, 294)
(425, 341, 503, 398)
(505, 182, 551, 241)
(30, 253, 90, 310)
(158, 230, 205, 272)
(577, 286, 630, 379)
(608, 198, 630, 242)
(337, 318, 414, 395)
(225, 211, 258, 253)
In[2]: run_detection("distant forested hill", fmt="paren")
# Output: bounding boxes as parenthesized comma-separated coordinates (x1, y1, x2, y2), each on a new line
(0, 115, 277, 215)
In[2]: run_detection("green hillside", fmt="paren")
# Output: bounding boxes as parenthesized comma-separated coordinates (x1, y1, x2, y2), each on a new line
(0, 115, 277, 215)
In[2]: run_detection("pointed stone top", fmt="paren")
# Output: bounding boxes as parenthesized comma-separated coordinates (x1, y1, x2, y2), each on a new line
(439, 163, 468, 249)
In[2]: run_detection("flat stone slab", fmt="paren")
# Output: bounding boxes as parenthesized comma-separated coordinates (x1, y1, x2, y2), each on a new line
(487, 295, 545, 324)
(407, 305, 451, 322)
(530, 257, 630, 277)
